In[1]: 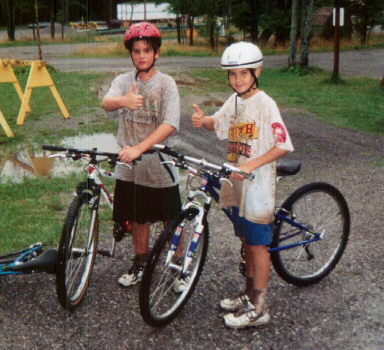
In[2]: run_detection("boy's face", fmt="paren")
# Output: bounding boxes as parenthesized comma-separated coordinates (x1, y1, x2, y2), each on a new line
(131, 40, 160, 71)
(228, 67, 262, 97)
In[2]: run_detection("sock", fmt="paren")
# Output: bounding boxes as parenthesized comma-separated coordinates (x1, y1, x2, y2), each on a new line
(245, 277, 253, 295)
(135, 253, 148, 266)
(249, 288, 267, 312)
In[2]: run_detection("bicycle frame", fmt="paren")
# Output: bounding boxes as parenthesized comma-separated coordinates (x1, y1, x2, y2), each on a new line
(0, 244, 44, 276)
(186, 172, 322, 254)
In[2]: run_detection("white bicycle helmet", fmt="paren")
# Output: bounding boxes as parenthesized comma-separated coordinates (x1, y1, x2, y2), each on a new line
(221, 42, 263, 70)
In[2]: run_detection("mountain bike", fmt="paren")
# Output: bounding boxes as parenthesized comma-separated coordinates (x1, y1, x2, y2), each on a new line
(42, 145, 141, 311)
(139, 145, 350, 327)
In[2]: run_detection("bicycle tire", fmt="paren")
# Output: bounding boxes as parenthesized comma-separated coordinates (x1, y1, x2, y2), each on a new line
(56, 190, 99, 310)
(271, 182, 350, 286)
(139, 208, 209, 327)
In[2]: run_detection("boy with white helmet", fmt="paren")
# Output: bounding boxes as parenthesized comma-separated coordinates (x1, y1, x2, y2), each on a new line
(102, 22, 181, 287)
(191, 41, 294, 328)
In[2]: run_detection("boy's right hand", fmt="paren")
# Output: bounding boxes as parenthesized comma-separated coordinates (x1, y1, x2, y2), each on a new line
(191, 104, 205, 128)
(121, 83, 144, 110)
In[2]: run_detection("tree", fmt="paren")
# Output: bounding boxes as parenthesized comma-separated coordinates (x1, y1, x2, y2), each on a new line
(287, 0, 316, 69)
(6, 0, 16, 41)
(299, 0, 315, 67)
(349, 0, 384, 45)
(288, 0, 299, 66)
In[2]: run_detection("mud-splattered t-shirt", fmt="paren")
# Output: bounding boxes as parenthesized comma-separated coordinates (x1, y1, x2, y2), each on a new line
(212, 91, 294, 224)
(105, 70, 180, 188)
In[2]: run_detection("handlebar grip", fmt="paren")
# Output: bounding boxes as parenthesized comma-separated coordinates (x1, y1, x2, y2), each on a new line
(153, 144, 181, 159)
(42, 145, 67, 152)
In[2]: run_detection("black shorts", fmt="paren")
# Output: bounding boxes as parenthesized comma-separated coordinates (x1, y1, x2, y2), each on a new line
(113, 179, 181, 224)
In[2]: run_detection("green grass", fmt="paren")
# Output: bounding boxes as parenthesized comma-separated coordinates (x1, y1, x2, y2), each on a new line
(0, 175, 79, 254)
(0, 67, 117, 150)
(187, 67, 384, 135)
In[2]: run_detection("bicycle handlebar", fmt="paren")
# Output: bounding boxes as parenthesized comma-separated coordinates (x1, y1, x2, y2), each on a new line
(42, 145, 119, 159)
(153, 144, 254, 181)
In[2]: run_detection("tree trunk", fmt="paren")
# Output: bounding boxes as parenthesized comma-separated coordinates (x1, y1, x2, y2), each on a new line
(176, 16, 181, 44)
(50, 0, 56, 39)
(35, 0, 43, 60)
(7, 0, 15, 41)
(187, 15, 194, 46)
(288, 0, 299, 67)
(299, 0, 315, 68)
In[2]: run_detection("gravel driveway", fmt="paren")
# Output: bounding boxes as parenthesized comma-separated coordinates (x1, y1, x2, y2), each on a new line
(0, 43, 383, 349)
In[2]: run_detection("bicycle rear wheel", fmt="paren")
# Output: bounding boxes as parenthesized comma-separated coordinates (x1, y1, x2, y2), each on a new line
(56, 190, 99, 310)
(139, 208, 209, 327)
(271, 182, 350, 286)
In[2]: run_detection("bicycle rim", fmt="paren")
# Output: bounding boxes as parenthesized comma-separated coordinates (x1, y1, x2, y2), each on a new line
(140, 209, 208, 327)
(57, 193, 98, 309)
(271, 182, 350, 286)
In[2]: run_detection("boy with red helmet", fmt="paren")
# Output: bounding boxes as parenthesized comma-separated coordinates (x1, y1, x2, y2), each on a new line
(101, 22, 181, 287)
(191, 42, 294, 328)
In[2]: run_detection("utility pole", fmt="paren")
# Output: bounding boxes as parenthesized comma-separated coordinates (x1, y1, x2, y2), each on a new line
(144, 0, 147, 21)
(332, 0, 341, 82)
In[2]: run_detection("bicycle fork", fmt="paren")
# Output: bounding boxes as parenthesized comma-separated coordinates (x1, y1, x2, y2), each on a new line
(166, 203, 207, 276)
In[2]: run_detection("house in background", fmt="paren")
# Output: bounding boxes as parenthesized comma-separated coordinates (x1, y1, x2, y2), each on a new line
(117, 2, 176, 23)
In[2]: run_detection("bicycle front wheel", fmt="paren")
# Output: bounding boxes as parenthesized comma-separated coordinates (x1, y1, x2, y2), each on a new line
(56, 191, 99, 310)
(139, 208, 209, 327)
(271, 182, 350, 286)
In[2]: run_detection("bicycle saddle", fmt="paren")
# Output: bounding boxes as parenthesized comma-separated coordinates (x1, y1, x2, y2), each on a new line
(277, 159, 301, 176)
(9, 248, 57, 274)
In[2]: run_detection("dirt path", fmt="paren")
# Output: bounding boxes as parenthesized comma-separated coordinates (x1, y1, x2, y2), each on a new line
(0, 42, 383, 79)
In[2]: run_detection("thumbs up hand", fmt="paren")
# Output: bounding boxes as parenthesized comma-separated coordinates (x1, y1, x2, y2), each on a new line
(122, 83, 144, 110)
(191, 104, 205, 128)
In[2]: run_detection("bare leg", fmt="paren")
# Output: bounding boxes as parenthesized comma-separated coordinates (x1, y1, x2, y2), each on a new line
(131, 222, 150, 256)
(246, 244, 270, 290)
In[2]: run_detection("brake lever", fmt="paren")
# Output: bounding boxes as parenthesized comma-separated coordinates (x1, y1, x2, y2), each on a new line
(116, 161, 132, 169)
(48, 153, 66, 159)
(219, 178, 233, 187)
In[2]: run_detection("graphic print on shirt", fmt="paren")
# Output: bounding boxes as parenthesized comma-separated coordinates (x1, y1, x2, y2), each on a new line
(123, 97, 159, 125)
(227, 120, 259, 163)
(272, 122, 287, 144)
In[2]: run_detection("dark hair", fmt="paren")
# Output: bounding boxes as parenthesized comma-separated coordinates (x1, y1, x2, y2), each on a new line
(124, 37, 162, 53)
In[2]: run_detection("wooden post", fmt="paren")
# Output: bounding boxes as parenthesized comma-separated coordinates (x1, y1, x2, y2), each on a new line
(332, 0, 341, 82)
(0, 110, 14, 137)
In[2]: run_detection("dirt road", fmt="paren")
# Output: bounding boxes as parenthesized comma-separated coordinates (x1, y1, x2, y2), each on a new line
(0, 42, 383, 79)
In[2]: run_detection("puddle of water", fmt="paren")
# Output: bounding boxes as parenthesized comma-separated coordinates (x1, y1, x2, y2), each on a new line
(0, 133, 119, 183)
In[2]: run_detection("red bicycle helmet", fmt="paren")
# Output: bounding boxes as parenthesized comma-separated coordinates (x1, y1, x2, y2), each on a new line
(123, 22, 161, 52)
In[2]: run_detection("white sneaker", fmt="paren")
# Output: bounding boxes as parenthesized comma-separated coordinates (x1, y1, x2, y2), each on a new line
(223, 302, 270, 329)
(220, 293, 249, 312)
(173, 276, 188, 293)
(118, 264, 144, 287)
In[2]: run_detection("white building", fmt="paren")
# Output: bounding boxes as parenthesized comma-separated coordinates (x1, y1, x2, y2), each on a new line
(117, 2, 176, 22)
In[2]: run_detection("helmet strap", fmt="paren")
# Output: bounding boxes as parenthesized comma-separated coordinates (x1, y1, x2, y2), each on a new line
(134, 59, 156, 81)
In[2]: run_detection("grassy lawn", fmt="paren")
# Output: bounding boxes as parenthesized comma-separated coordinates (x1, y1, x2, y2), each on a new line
(187, 68, 384, 135)
(0, 65, 383, 253)
(0, 67, 117, 152)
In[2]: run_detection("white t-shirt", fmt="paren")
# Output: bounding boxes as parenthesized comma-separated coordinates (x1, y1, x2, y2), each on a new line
(212, 91, 294, 224)
(105, 70, 180, 188)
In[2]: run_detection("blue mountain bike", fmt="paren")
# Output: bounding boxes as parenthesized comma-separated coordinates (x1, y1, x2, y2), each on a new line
(139, 145, 350, 327)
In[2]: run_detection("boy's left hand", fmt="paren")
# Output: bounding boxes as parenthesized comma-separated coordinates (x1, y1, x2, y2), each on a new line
(119, 145, 142, 163)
